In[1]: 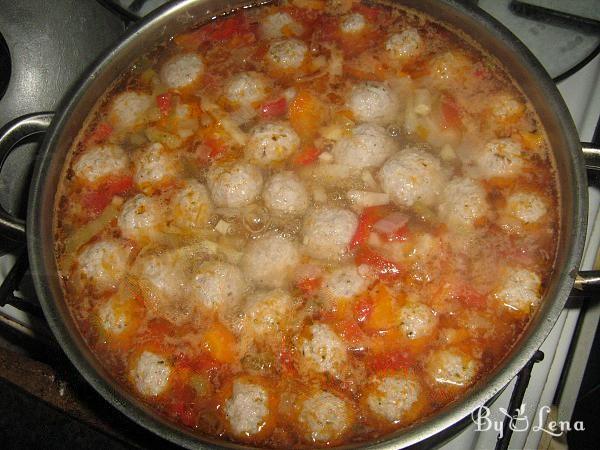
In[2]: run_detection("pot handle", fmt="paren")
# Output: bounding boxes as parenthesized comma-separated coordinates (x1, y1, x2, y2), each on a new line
(574, 143, 600, 292)
(0, 112, 54, 241)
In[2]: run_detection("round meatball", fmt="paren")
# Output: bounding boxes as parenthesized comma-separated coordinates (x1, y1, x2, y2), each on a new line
(118, 194, 163, 241)
(489, 93, 525, 122)
(130, 351, 172, 397)
(190, 260, 246, 311)
(160, 53, 204, 89)
(506, 192, 547, 224)
(475, 139, 524, 179)
(321, 265, 368, 304)
(494, 268, 541, 312)
(133, 143, 180, 193)
(108, 91, 153, 131)
(170, 179, 213, 230)
(366, 375, 421, 423)
(241, 289, 293, 339)
(332, 123, 397, 169)
(224, 379, 272, 439)
(245, 122, 300, 166)
(97, 294, 138, 336)
(346, 81, 400, 124)
(224, 71, 268, 106)
(207, 162, 263, 208)
(242, 232, 301, 288)
(429, 51, 472, 84)
(426, 349, 479, 387)
(302, 208, 358, 261)
(300, 324, 347, 377)
(260, 12, 303, 39)
(378, 147, 446, 207)
(398, 302, 438, 339)
(437, 177, 488, 229)
(385, 28, 423, 61)
(73, 144, 129, 184)
(298, 391, 352, 443)
(263, 171, 309, 216)
(340, 13, 366, 34)
(266, 38, 308, 70)
(77, 239, 130, 292)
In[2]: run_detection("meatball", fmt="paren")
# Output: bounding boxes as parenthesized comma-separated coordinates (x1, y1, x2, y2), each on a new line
(260, 12, 303, 39)
(207, 162, 263, 208)
(302, 208, 358, 261)
(340, 13, 366, 34)
(321, 265, 368, 305)
(130, 351, 172, 397)
(437, 177, 488, 229)
(118, 194, 163, 241)
(398, 302, 438, 339)
(266, 38, 308, 70)
(224, 379, 272, 439)
(346, 81, 400, 124)
(108, 91, 153, 131)
(241, 289, 293, 339)
(73, 144, 129, 185)
(475, 139, 524, 179)
(506, 192, 547, 224)
(366, 375, 421, 423)
(160, 53, 204, 89)
(190, 260, 246, 311)
(378, 147, 447, 207)
(263, 171, 309, 215)
(332, 123, 397, 169)
(245, 122, 300, 166)
(489, 92, 525, 122)
(77, 239, 130, 292)
(97, 294, 138, 336)
(385, 28, 423, 61)
(425, 349, 479, 387)
(298, 391, 352, 443)
(133, 143, 180, 194)
(224, 71, 268, 106)
(494, 268, 541, 313)
(429, 51, 472, 84)
(242, 232, 301, 288)
(170, 179, 213, 230)
(300, 324, 347, 377)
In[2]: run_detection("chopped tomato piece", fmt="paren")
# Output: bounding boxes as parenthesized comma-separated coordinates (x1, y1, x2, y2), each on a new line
(167, 384, 198, 428)
(369, 350, 414, 372)
(338, 319, 365, 345)
(174, 15, 251, 48)
(87, 122, 113, 144)
(455, 285, 487, 309)
(293, 146, 321, 165)
(82, 175, 133, 215)
(353, 296, 373, 324)
(350, 206, 390, 249)
(260, 97, 287, 118)
(355, 247, 403, 281)
(205, 137, 227, 159)
(297, 276, 321, 294)
(440, 94, 463, 129)
(156, 93, 173, 116)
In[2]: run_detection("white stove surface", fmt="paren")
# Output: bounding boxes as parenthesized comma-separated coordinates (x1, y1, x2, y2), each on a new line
(0, 50, 598, 450)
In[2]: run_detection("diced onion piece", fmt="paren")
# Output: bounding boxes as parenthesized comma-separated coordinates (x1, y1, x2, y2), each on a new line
(312, 186, 328, 203)
(361, 170, 378, 190)
(440, 143, 456, 161)
(414, 89, 432, 116)
(373, 212, 408, 235)
(144, 126, 182, 149)
(404, 94, 417, 134)
(318, 151, 334, 162)
(328, 46, 344, 79)
(347, 190, 390, 208)
(201, 99, 247, 146)
(199, 240, 219, 254)
(215, 219, 232, 235)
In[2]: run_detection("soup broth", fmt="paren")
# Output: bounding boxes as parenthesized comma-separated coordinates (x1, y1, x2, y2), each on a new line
(54, 1, 559, 447)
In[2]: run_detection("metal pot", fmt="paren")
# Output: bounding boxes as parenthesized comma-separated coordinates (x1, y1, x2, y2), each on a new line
(1, 0, 600, 448)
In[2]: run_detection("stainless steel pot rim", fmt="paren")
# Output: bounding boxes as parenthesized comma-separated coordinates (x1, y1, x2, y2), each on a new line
(26, 0, 588, 448)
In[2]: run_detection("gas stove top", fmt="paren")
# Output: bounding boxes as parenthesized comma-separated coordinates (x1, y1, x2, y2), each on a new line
(0, 1, 598, 449)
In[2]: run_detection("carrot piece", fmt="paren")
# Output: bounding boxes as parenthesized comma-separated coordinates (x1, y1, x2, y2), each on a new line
(363, 284, 399, 332)
(202, 323, 237, 363)
(289, 89, 324, 140)
(293, 146, 321, 165)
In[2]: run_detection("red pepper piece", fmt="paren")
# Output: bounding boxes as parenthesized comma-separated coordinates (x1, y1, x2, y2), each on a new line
(82, 175, 133, 215)
(260, 97, 287, 118)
